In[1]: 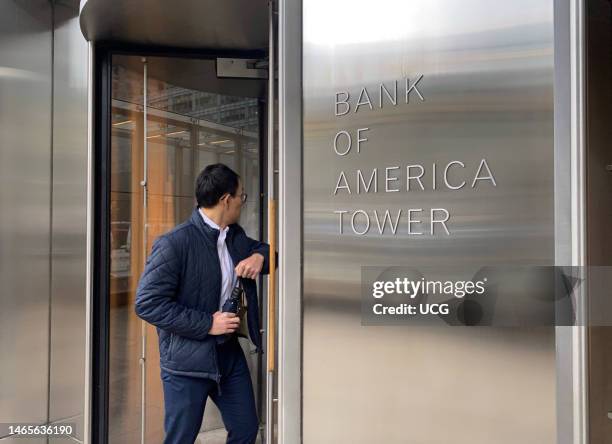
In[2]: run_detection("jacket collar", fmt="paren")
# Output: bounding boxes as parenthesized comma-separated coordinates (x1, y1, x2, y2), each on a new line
(189, 206, 238, 243)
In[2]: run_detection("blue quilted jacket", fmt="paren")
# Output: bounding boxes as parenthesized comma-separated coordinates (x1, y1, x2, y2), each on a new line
(135, 206, 272, 381)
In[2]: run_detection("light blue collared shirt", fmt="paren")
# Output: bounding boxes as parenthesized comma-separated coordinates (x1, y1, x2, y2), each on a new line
(199, 209, 238, 310)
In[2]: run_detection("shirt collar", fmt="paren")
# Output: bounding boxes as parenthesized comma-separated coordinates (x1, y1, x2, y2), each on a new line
(199, 208, 228, 234)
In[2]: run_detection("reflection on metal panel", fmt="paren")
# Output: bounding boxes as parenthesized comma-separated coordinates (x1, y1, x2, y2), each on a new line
(79, 0, 268, 51)
(49, 3, 89, 441)
(0, 0, 52, 432)
(303, 1, 556, 443)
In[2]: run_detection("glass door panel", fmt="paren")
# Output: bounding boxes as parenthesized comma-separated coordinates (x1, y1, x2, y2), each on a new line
(109, 54, 262, 443)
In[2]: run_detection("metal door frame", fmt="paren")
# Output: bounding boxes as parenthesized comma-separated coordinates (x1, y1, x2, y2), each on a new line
(277, 0, 302, 442)
(84, 43, 268, 444)
(554, 0, 588, 443)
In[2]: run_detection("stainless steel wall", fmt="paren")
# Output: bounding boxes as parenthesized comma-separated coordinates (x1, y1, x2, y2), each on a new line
(49, 3, 88, 442)
(302, 1, 556, 443)
(0, 1, 53, 439)
(0, 2, 88, 442)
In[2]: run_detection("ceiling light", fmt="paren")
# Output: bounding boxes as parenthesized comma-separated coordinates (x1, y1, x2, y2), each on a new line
(113, 120, 132, 126)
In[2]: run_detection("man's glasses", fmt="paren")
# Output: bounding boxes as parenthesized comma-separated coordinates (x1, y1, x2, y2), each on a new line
(223, 192, 248, 203)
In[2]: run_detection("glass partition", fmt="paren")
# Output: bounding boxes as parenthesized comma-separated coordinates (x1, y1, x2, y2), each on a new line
(109, 54, 262, 443)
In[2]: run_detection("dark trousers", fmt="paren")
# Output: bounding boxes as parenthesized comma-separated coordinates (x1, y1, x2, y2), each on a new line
(161, 336, 259, 444)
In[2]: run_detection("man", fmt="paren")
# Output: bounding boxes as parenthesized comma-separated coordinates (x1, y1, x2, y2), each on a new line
(135, 163, 272, 444)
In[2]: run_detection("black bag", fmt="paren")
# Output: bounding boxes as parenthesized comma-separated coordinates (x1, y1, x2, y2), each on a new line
(221, 278, 249, 339)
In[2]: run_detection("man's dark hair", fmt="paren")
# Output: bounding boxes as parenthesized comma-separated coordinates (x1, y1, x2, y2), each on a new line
(195, 163, 240, 208)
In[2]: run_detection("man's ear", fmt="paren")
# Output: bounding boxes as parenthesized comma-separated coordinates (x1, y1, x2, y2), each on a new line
(219, 193, 230, 204)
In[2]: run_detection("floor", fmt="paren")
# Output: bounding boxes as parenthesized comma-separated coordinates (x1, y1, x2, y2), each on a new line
(196, 428, 264, 444)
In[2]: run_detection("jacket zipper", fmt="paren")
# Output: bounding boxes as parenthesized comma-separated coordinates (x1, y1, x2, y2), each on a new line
(196, 215, 238, 396)
(213, 238, 223, 396)
(202, 223, 223, 393)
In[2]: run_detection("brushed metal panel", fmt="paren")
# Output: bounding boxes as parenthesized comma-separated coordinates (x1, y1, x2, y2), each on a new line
(0, 0, 53, 431)
(303, 1, 556, 443)
(48, 3, 88, 441)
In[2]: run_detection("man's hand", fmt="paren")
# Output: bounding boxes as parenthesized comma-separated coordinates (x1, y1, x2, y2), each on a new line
(209, 311, 240, 335)
(234, 253, 264, 280)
